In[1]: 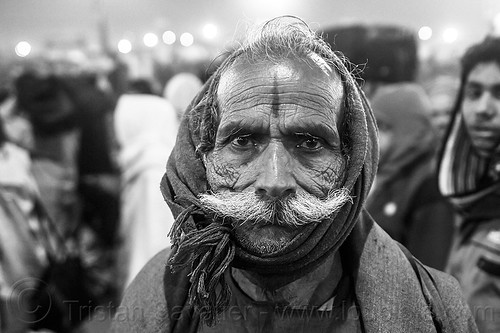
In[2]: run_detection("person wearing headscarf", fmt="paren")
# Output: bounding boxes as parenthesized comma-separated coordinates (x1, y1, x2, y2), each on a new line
(438, 37, 500, 333)
(113, 78, 178, 289)
(111, 17, 476, 332)
(366, 83, 455, 270)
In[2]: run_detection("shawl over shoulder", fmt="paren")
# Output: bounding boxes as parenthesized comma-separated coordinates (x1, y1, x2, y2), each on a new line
(110, 212, 477, 333)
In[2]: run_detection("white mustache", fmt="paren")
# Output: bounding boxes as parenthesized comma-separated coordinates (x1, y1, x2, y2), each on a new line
(198, 188, 352, 227)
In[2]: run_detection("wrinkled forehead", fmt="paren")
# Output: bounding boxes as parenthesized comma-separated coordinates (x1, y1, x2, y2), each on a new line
(217, 52, 344, 100)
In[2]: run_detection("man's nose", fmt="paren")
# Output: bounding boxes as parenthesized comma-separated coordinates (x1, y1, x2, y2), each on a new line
(475, 92, 496, 120)
(254, 142, 297, 198)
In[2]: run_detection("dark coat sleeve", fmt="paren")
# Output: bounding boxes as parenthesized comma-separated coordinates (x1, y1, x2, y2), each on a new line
(405, 173, 456, 270)
(110, 249, 171, 332)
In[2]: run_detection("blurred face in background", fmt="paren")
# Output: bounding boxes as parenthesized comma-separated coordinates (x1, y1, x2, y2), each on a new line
(425, 75, 459, 141)
(462, 61, 500, 158)
(428, 93, 454, 139)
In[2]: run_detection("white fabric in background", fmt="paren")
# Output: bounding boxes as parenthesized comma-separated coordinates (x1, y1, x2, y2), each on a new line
(114, 94, 178, 287)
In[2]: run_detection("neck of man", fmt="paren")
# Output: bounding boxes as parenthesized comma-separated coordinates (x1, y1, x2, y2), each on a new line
(231, 251, 343, 307)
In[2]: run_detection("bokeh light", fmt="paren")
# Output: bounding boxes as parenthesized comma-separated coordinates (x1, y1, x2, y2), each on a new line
(117, 39, 132, 54)
(15, 41, 31, 57)
(202, 23, 218, 40)
(493, 12, 500, 36)
(418, 26, 433, 41)
(180, 32, 194, 47)
(162, 30, 176, 45)
(443, 27, 458, 44)
(143, 33, 159, 47)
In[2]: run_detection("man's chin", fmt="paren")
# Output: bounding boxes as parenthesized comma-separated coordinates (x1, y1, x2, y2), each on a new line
(233, 223, 302, 256)
(469, 134, 500, 157)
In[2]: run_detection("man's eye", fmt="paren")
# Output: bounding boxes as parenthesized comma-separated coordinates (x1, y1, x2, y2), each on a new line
(231, 135, 255, 148)
(464, 87, 482, 100)
(297, 137, 323, 150)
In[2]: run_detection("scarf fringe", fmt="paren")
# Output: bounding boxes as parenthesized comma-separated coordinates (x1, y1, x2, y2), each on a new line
(168, 197, 235, 327)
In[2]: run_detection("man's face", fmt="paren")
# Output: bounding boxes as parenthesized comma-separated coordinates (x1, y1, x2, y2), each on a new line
(204, 56, 347, 255)
(462, 61, 500, 157)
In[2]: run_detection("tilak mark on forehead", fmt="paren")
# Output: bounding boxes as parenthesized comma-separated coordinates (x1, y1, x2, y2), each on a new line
(271, 77, 280, 117)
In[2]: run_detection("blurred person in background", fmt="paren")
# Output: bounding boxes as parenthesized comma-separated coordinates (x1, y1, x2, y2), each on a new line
(424, 75, 461, 141)
(14, 71, 81, 239)
(1, 105, 106, 332)
(0, 82, 34, 150)
(9, 60, 122, 328)
(114, 78, 178, 291)
(0, 115, 48, 332)
(62, 71, 122, 309)
(366, 83, 455, 270)
(163, 72, 203, 121)
(438, 36, 500, 333)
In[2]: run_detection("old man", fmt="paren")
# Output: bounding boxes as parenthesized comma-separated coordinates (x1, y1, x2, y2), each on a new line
(111, 17, 477, 332)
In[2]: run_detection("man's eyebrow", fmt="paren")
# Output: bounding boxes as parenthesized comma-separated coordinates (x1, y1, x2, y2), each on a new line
(465, 81, 483, 88)
(216, 118, 265, 140)
(466, 81, 500, 91)
(285, 122, 340, 145)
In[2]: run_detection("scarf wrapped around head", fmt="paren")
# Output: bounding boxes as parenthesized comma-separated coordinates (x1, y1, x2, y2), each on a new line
(160, 19, 379, 327)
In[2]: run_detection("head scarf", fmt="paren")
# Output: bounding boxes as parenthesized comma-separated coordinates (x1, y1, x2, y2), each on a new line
(160, 23, 379, 326)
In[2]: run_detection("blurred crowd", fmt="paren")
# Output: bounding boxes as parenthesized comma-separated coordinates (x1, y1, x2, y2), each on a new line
(0, 52, 204, 332)
(0, 20, 496, 332)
